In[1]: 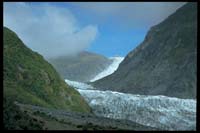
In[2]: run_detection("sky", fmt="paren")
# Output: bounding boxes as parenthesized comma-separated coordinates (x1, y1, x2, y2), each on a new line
(3, 2, 186, 58)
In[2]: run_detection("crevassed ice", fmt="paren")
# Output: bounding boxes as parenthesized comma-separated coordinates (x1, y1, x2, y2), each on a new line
(90, 57, 124, 82)
(65, 79, 95, 90)
(65, 79, 196, 130)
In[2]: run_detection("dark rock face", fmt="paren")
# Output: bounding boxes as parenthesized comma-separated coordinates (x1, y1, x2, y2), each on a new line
(93, 3, 197, 99)
(47, 51, 112, 82)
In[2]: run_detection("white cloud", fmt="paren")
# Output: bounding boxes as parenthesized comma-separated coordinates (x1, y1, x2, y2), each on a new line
(70, 2, 186, 29)
(3, 2, 98, 58)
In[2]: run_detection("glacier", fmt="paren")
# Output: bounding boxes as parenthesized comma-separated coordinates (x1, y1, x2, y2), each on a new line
(65, 79, 95, 90)
(78, 89, 196, 130)
(90, 57, 124, 82)
(65, 79, 196, 130)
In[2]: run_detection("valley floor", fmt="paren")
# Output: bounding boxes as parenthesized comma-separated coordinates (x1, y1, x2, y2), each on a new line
(15, 102, 156, 130)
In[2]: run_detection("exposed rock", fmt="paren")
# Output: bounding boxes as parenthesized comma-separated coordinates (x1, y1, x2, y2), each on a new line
(15, 102, 158, 130)
(93, 3, 197, 99)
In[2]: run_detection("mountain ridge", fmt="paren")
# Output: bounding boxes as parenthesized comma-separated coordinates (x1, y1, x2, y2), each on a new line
(47, 51, 112, 82)
(93, 3, 197, 99)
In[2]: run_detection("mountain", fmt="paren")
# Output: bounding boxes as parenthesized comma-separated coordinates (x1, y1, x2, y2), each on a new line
(93, 3, 197, 99)
(3, 27, 91, 129)
(47, 51, 112, 82)
(3, 27, 157, 130)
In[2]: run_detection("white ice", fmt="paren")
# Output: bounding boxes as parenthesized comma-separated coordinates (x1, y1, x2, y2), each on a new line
(65, 79, 95, 90)
(90, 57, 124, 82)
(65, 79, 196, 130)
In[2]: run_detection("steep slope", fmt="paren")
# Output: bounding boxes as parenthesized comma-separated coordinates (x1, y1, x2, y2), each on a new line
(93, 3, 197, 99)
(90, 57, 124, 82)
(47, 51, 112, 82)
(3, 27, 91, 129)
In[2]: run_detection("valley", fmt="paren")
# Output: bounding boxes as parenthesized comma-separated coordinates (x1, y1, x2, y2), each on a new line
(3, 2, 197, 131)
(93, 3, 197, 99)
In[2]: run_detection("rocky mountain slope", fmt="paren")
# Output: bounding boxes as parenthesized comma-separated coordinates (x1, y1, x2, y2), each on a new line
(93, 3, 197, 99)
(3, 27, 91, 129)
(4, 27, 154, 130)
(47, 51, 112, 82)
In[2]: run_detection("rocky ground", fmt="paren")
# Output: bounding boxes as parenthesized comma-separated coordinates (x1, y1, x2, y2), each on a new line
(15, 102, 157, 130)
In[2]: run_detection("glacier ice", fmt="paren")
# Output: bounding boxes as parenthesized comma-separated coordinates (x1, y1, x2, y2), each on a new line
(65, 79, 95, 90)
(90, 57, 124, 82)
(65, 79, 196, 130)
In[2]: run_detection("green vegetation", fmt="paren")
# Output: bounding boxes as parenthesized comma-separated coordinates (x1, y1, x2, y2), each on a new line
(3, 27, 91, 129)
(3, 98, 44, 130)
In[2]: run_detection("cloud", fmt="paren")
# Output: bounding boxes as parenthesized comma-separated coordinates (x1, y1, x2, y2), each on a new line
(3, 2, 98, 58)
(70, 2, 186, 29)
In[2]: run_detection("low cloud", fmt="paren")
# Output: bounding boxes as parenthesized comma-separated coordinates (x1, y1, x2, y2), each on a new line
(3, 2, 98, 58)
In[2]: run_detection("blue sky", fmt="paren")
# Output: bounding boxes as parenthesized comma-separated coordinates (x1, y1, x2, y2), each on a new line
(3, 2, 185, 58)
(86, 26, 147, 57)
(59, 2, 149, 57)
